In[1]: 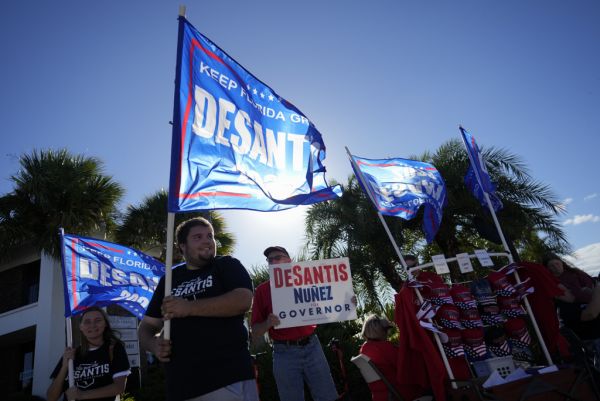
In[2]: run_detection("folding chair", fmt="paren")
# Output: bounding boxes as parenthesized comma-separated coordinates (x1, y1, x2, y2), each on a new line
(559, 327, 600, 400)
(351, 354, 405, 401)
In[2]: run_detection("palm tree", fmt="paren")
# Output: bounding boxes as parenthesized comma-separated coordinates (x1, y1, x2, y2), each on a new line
(422, 139, 569, 258)
(0, 149, 124, 260)
(114, 190, 235, 262)
(304, 177, 406, 311)
(304, 139, 569, 302)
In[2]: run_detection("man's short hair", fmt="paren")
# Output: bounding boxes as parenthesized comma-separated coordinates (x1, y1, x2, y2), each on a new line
(263, 246, 289, 258)
(176, 217, 213, 246)
(404, 254, 417, 261)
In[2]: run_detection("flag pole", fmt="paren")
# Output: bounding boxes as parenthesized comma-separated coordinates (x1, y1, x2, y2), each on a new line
(164, 4, 186, 340)
(164, 212, 175, 339)
(58, 228, 75, 397)
(345, 147, 456, 384)
(66, 317, 75, 395)
(459, 127, 553, 365)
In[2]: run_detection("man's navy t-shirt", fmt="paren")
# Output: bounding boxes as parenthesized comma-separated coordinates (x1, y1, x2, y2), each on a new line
(145, 256, 254, 400)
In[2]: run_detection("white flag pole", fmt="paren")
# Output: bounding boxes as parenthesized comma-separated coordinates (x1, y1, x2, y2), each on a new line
(345, 147, 456, 384)
(163, 212, 175, 340)
(58, 228, 76, 396)
(459, 128, 553, 365)
(164, 5, 186, 340)
(65, 317, 75, 400)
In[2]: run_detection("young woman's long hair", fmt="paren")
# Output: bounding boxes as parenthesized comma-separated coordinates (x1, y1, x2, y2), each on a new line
(78, 306, 123, 356)
(542, 252, 591, 278)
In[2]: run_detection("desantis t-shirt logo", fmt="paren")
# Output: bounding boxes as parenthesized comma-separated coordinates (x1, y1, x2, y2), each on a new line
(172, 275, 214, 298)
(74, 362, 110, 388)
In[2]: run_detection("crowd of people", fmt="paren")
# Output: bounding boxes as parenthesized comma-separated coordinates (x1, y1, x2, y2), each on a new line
(47, 217, 339, 401)
(46, 216, 599, 401)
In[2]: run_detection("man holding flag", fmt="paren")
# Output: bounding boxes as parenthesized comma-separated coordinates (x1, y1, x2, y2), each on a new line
(138, 217, 257, 401)
(148, 10, 341, 399)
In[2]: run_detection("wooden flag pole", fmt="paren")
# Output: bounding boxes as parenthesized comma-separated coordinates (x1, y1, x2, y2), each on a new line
(345, 147, 457, 385)
(459, 128, 553, 365)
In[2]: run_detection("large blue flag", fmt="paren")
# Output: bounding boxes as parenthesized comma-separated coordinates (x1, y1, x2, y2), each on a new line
(460, 127, 503, 212)
(168, 17, 341, 212)
(60, 232, 165, 319)
(351, 155, 447, 243)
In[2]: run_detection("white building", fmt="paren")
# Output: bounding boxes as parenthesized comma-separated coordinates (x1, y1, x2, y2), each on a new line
(0, 249, 67, 398)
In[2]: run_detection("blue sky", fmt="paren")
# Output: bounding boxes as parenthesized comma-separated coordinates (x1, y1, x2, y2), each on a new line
(1, 1, 599, 269)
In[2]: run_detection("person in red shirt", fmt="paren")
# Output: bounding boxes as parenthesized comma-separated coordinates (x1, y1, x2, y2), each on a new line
(543, 253, 600, 340)
(251, 246, 338, 401)
(359, 315, 400, 401)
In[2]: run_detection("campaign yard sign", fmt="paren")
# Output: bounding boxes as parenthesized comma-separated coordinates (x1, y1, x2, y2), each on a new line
(269, 257, 356, 329)
(108, 315, 140, 368)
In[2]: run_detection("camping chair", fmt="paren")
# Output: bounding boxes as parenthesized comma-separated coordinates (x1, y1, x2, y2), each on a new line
(351, 354, 435, 401)
(350, 354, 433, 401)
(351, 354, 404, 401)
(559, 326, 600, 400)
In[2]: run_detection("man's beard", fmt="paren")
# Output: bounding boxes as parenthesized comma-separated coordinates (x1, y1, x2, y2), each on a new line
(186, 251, 215, 268)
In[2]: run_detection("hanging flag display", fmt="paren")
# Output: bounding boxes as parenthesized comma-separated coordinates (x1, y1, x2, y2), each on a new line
(60, 232, 165, 319)
(168, 17, 341, 212)
(350, 155, 447, 243)
(460, 127, 503, 211)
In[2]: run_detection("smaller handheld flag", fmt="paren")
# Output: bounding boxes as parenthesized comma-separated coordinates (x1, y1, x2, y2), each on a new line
(350, 155, 447, 243)
(460, 127, 503, 211)
(60, 232, 165, 319)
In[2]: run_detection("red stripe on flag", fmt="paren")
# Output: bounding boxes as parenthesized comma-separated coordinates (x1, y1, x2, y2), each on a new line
(356, 160, 398, 168)
(179, 191, 252, 199)
(86, 242, 123, 253)
(177, 40, 196, 197)
(378, 204, 416, 215)
(71, 238, 78, 310)
(191, 38, 244, 83)
(356, 159, 437, 172)
(178, 36, 247, 202)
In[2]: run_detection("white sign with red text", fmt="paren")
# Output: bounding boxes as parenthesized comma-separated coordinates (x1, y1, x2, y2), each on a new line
(269, 257, 356, 329)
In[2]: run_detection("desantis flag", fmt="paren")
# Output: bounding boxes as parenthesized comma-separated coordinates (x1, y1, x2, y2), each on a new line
(351, 155, 447, 243)
(168, 17, 341, 212)
(460, 127, 503, 212)
(60, 232, 165, 319)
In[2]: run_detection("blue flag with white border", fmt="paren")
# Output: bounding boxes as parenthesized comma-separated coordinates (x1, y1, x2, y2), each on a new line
(60, 232, 165, 319)
(460, 127, 503, 212)
(351, 155, 447, 243)
(168, 17, 341, 212)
